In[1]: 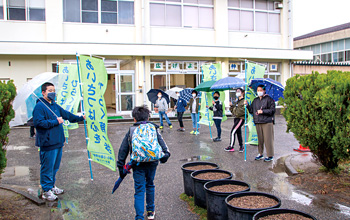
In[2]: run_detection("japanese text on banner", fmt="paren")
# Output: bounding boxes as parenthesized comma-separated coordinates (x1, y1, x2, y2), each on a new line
(57, 64, 80, 130)
(79, 55, 116, 171)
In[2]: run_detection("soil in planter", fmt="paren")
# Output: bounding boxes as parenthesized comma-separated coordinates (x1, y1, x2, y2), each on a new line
(209, 184, 248, 193)
(195, 172, 230, 180)
(228, 196, 278, 209)
(185, 165, 217, 171)
(259, 213, 313, 220)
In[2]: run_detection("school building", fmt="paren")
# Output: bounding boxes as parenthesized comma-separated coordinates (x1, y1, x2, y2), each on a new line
(294, 22, 350, 76)
(0, 0, 311, 116)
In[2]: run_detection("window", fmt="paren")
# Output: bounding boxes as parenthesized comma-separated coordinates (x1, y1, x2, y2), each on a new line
(0, 1, 3, 19)
(7, 0, 45, 21)
(228, 0, 280, 33)
(63, 0, 134, 24)
(150, 0, 214, 28)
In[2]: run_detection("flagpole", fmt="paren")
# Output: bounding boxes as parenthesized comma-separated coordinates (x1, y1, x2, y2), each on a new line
(244, 60, 248, 162)
(76, 52, 94, 181)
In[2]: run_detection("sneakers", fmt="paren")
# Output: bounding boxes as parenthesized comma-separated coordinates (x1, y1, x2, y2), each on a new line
(42, 190, 57, 201)
(51, 186, 64, 195)
(239, 146, 244, 153)
(213, 137, 222, 142)
(177, 128, 185, 132)
(264, 157, 274, 162)
(169, 125, 173, 129)
(159, 126, 163, 129)
(147, 211, 155, 220)
(194, 131, 200, 135)
(224, 146, 235, 152)
(255, 154, 264, 160)
(190, 130, 195, 134)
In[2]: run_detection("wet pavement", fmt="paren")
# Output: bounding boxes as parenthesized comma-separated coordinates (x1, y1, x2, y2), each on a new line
(2, 115, 350, 220)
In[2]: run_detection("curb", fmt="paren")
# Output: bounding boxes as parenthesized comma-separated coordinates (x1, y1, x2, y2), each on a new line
(0, 184, 45, 206)
(284, 154, 299, 176)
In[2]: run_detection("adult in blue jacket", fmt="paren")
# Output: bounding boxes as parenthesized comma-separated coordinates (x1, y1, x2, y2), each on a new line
(33, 82, 85, 201)
(174, 92, 187, 132)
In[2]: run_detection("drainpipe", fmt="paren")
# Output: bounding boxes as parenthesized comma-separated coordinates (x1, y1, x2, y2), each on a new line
(143, 56, 147, 107)
(288, 0, 293, 49)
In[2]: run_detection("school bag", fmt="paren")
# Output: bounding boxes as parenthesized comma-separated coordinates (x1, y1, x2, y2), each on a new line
(129, 123, 165, 162)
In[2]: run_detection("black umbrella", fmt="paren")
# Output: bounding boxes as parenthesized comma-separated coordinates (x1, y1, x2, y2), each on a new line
(147, 89, 170, 104)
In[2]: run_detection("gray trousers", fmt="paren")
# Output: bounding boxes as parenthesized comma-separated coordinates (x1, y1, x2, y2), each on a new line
(255, 123, 274, 157)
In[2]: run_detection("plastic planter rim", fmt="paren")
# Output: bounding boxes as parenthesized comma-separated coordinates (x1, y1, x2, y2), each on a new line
(181, 161, 219, 173)
(225, 191, 281, 213)
(253, 208, 318, 220)
(191, 169, 233, 183)
(204, 179, 251, 196)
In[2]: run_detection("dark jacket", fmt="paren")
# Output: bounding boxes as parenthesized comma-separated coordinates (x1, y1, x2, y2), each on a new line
(176, 98, 187, 113)
(33, 98, 84, 151)
(230, 97, 245, 119)
(209, 100, 223, 119)
(189, 97, 200, 114)
(246, 95, 275, 124)
(117, 121, 170, 169)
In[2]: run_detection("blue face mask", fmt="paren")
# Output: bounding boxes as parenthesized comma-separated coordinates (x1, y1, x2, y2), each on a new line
(47, 92, 56, 101)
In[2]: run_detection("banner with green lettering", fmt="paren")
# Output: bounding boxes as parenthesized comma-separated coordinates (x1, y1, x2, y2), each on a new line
(245, 62, 266, 145)
(79, 55, 116, 171)
(199, 63, 227, 126)
(57, 64, 80, 133)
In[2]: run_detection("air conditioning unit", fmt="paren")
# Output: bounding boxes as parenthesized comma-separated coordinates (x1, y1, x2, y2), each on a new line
(275, 2, 283, 9)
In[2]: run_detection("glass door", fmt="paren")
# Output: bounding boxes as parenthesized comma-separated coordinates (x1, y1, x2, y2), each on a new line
(118, 73, 135, 112)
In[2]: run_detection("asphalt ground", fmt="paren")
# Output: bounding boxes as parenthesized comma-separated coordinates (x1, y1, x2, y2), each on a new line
(2, 115, 350, 220)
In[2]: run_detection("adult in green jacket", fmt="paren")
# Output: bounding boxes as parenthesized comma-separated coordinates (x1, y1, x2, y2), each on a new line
(225, 88, 245, 152)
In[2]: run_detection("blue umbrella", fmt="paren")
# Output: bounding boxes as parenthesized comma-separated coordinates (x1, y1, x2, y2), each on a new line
(179, 88, 194, 103)
(210, 76, 245, 91)
(147, 89, 170, 104)
(248, 78, 284, 102)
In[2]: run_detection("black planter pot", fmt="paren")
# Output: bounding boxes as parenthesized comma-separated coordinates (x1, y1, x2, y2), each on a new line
(204, 180, 250, 220)
(253, 208, 317, 220)
(181, 162, 219, 196)
(225, 191, 281, 220)
(191, 169, 233, 209)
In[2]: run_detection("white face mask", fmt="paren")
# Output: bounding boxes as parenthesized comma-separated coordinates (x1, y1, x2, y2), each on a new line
(192, 94, 196, 97)
(236, 92, 241, 97)
(158, 95, 162, 98)
(257, 91, 264, 97)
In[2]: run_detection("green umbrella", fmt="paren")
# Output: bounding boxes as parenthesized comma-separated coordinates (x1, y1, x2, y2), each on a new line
(194, 80, 216, 92)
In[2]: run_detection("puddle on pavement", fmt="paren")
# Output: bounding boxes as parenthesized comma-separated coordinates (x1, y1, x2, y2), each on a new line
(180, 155, 212, 162)
(6, 145, 30, 150)
(199, 141, 213, 153)
(58, 200, 83, 219)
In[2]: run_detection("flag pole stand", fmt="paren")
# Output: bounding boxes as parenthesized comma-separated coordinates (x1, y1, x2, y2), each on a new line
(76, 52, 94, 181)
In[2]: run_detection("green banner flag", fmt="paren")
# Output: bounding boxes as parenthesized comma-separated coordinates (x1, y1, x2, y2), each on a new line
(57, 64, 80, 133)
(79, 55, 116, 171)
(199, 63, 227, 125)
(202, 63, 222, 82)
(245, 62, 266, 145)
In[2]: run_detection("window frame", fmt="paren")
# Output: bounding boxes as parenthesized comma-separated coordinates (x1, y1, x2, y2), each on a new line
(149, 0, 214, 29)
(228, 0, 281, 34)
(63, 0, 135, 25)
(6, 0, 46, 22)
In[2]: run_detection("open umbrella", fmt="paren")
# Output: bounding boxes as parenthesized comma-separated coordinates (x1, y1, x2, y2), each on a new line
(210, 77, 245, 91)
(165, 87, 183, 100)
(248, 78, 284, 102)
(179, 88, 194, 103)
(10, 72, 59, 127)
(194, 80, 216, 92)
(147, 89, 170, 104)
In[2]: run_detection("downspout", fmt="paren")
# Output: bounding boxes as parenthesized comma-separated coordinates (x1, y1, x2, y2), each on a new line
(288, 0, 293, 50)
(143, 56, 147, 107)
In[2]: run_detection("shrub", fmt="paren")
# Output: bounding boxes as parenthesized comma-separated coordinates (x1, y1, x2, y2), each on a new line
(0, 80, 16, 174)
(280, 71, 350, 170)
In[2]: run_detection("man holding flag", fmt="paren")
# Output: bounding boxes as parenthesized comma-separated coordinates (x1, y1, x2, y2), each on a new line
(33, 82, 86, 201)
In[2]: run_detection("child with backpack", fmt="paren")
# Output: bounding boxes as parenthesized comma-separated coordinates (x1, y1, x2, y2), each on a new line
(117, 106, 171, 220)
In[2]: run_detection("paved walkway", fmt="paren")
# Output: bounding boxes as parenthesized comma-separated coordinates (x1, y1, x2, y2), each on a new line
(2, 115, 350, 220)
